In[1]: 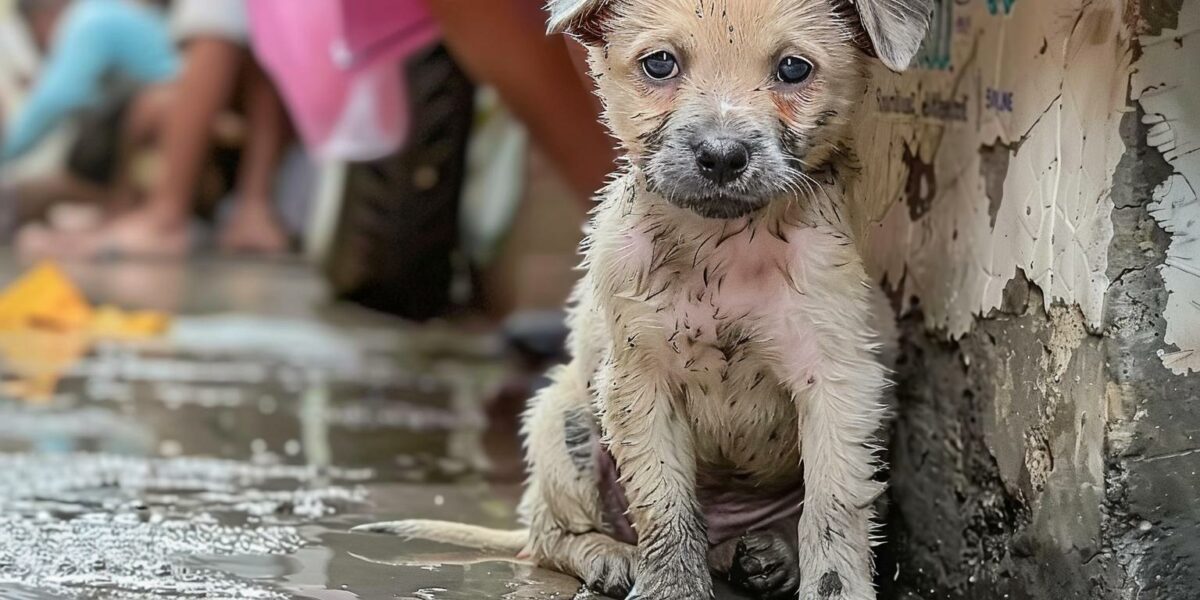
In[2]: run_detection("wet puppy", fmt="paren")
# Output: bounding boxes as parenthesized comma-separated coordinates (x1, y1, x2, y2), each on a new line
(356, 1, 931, 598)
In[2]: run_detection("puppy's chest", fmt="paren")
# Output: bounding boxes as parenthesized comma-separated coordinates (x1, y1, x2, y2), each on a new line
(660, 282, 799, 481)
(620, 218, 840, 481)
(686, 362, 800, 485)
(624, 217, 839, 373)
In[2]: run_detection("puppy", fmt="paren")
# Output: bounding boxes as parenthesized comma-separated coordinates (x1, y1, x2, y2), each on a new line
(355, 1, 931, 598)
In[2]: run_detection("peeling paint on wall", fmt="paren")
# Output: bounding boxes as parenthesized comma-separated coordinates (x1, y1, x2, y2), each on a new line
(852, 0, 1133, 338)
(1132, 0, 1200, 375)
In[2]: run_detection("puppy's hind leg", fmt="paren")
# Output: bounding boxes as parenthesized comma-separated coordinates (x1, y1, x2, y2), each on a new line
(521, 364, 638, 597)
(530, 523, 637, 598)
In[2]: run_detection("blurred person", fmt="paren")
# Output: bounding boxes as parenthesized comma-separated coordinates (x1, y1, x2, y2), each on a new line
(20, 0, 292, 259)
(393, 1, 617, 408)
(315, 0, 614, 323)
(1, 0, 178, 162)
(0, 0, 177, 242)
(424, 0, 615, 202)
(418, 0, 614, 347)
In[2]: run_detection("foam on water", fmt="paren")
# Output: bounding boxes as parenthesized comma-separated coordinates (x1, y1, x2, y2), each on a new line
(0, 453, 370, 599)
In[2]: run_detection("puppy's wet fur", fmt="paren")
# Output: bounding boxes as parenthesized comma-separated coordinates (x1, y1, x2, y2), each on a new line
(355, 1, 931, 598)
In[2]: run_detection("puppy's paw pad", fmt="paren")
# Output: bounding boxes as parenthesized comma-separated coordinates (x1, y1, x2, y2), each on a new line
(728, 532, 798, 599)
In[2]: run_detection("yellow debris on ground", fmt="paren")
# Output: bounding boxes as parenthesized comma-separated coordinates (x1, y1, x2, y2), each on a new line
(0, 262, 169, 337)
(0, 262, 171, 401)
(0, 261, 93, 331)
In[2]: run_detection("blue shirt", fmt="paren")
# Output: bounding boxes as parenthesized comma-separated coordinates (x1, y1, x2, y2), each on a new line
(2, 0, 179, 161)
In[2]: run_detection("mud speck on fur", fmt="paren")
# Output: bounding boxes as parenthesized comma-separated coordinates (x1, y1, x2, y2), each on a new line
(818, 571, 843, 597)
(563, 407, 596, 473)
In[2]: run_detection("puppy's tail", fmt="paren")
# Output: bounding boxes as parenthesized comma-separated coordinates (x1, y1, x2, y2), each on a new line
(351, 519, 529, 554)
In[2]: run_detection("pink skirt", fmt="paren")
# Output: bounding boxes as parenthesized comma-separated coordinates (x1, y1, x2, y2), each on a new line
(247, 0, 441, 161)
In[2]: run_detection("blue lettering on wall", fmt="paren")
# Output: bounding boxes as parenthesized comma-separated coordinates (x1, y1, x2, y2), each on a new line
(986, 88, 1015, 113)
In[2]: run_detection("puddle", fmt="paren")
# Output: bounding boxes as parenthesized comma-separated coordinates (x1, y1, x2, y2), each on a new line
(0, 511, 303, 599)
(0, 258, 581, 599)
(321, 534, 593, 600)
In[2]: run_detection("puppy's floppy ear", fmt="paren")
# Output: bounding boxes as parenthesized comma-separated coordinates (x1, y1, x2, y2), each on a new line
(546, 0, 613, 45)
(849, 0, 935, 71)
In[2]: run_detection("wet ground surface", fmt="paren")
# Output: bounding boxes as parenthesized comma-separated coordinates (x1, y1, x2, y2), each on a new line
(0, 256, 595, 600)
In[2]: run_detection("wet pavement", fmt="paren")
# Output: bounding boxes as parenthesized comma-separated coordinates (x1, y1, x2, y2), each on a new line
(0, 256, 591, 600)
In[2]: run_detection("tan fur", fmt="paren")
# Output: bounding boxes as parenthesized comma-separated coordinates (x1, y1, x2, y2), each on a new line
(355, 1, 931, 598)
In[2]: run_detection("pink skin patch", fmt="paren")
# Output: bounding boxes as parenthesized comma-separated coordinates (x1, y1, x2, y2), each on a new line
(638, 217, 830, 383)
(595, 438, 803, 546)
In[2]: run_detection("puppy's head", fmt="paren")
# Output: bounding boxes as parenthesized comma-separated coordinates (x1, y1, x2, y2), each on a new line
(550, 0, 933, 219)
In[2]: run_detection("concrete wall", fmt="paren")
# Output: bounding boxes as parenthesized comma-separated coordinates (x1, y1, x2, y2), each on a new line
(862, 1, 1200, 597)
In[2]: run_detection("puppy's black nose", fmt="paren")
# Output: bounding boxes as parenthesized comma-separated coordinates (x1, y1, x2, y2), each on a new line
(694, 139, 750, 185)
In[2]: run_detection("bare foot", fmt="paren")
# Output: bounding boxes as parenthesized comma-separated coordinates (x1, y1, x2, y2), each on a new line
(218, 198, 289, 255)
(16, 210, 191, 261)
(14, 224, 67, 260)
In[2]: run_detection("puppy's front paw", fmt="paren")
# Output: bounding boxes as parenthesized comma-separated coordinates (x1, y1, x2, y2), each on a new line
(796, 514, 875, 600)
(727, 531, 799, 599)
(583, 550, 635, 598)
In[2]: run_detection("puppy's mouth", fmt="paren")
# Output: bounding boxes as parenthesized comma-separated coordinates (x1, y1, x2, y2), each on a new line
(667, 193, 769, 220)
(646, 174, 774, 219)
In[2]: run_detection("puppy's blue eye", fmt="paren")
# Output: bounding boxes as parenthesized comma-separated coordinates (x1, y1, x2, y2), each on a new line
(641, 51, 679, 81)
(777, 56, 813, 85)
